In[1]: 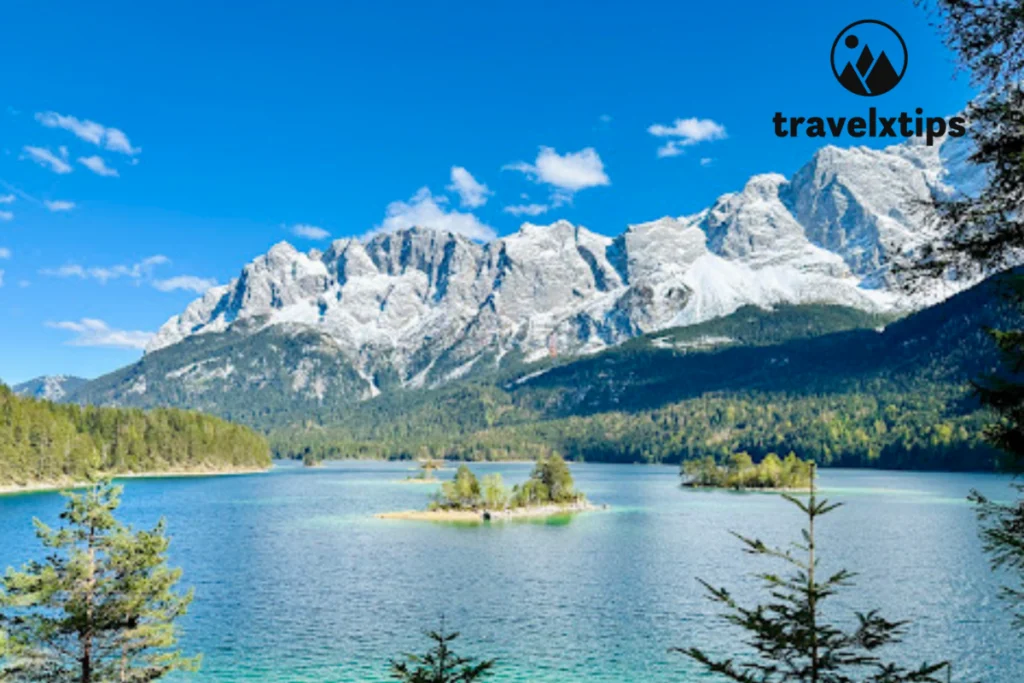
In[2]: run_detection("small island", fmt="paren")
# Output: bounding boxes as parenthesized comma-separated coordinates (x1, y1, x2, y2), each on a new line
(680, 452, 814, 491)
(378, 454, 598, 522)
(400, 459, 445, 483)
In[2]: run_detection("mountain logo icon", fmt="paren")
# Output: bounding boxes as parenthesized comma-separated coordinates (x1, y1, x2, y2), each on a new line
(830, 20, 908, 96)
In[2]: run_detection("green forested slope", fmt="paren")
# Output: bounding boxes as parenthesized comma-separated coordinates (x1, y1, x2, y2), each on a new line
(269, 274, 1022, 472)
(0, 385, 270, 486)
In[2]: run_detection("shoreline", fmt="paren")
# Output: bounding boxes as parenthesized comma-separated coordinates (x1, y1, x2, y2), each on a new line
(376, 500, 601, 523)
(273, 458, 1016, 477)
(0, 466, 270, 497)
(682, 484, 809, 493)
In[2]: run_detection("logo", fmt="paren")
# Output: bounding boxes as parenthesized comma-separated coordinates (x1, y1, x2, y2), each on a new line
(772, 19, 964, 146)
(830, 20, 907, 96)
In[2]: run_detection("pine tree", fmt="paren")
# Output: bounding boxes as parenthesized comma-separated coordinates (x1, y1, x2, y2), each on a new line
(913, 0, 1024, 634)
(675, 465, 951, 682)
(0, 480, 199, 682)
(390, 625, 494, 683)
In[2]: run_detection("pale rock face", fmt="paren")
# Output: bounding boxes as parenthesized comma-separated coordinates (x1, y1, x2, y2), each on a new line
(12, 375, 85, 402)
(145, 133, 981, 394)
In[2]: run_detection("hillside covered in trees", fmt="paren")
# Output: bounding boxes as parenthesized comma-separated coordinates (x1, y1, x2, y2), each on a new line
(0, 385, 270, 487)
(270, 272, 1024, 473)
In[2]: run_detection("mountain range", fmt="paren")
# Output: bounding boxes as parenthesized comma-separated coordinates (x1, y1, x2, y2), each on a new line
(44, 132, 980, 414)
(13, 130, 1013, 471)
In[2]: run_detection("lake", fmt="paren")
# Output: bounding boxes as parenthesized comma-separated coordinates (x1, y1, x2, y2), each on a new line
(0, 462, 1020, 682)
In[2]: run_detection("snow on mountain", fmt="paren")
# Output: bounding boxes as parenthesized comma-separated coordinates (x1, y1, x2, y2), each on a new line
(12, 375, 88, 402)
(143, 134, 974, 396)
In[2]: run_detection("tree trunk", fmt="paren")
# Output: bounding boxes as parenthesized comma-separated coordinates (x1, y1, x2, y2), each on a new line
(809, 462, 818, 683)
(81, 526, 97, 683)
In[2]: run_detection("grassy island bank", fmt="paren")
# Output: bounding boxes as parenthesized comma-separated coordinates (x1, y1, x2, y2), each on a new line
(379, 454, 601, 522)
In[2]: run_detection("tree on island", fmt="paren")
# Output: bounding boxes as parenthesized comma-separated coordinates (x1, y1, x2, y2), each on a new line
(675, 467, 951, 682)
(390, 625, 494, 683)
(0, 480, 199, 682)
(437, 465, 482, 509)
(480, 474, 509, 509)
(512, 454, 582, 507)
(911, 0, 1024, 633)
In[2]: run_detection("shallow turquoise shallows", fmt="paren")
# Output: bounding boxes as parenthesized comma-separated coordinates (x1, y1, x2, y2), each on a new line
(1, 462, 1020, 682)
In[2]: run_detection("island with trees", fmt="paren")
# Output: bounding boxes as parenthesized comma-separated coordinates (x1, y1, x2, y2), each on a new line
(378, 454, 598, 522)
(0, 384, 271, 492)
(680, 452, 814, 491)
(401, 458, 445, 483)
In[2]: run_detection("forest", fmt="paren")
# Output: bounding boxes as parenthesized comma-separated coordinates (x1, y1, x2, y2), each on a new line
(0, 384, 270, 486)
(272, 385, 1001, 471)
(270, 274, 1023, 472)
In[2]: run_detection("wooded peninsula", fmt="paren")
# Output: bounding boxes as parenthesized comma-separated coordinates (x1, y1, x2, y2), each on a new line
(0, 385, 271, 489)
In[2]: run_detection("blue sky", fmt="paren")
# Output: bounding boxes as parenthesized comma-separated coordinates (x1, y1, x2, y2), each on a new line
(0, 0, 974, 384)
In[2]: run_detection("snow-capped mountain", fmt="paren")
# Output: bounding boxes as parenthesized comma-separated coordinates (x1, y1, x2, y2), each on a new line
(13, 375, 88, 402)
(77, 133, 976, 408)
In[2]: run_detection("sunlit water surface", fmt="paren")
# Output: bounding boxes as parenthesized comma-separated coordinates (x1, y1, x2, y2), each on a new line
(1, 462, 1020, 682)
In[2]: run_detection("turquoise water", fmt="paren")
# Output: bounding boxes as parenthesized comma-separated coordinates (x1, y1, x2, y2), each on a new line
(1, 462, 1020, 681)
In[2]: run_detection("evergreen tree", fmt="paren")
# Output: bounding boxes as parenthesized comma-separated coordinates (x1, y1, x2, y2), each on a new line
(390, 626, 494, 683)
(0, 480, 199, 682)
(436, 466, 482, 509)
(970, 484, 1024, 630)
(675, 466, 950, 682)
(529, 455, 577, 503)
(913, 0, 1024, 453)
(915, 0, 1024, 633)
(480, 474, 509, 509)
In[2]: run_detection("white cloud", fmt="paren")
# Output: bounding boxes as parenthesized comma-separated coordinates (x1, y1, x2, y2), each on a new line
(503, 203, 549, 217)
(446, 166, 492, 208)
(291, 224, 330, 240)
(102, 128, 138, 155)
(0, 270, 4, 287)
(152, 275, 218, 293)
(700, 157, 714, 167)
(0, 194, 14, 204)
(35, 111, 140, 155)
(47, 318, 152, 350)
(78, 155, 119, 177)
(17, 279, 29, 288)
(41, 255, 169, 284)
(22, 145, 72, 174)
(44, 199, 75, 212)
(375, 187, 495, 241)
(505, 146, 610, 192)
(0, 247, 10, 259)
(648, 117, 727, 158)
(41, 264, 86, 278)
(0, 211, 12, 222)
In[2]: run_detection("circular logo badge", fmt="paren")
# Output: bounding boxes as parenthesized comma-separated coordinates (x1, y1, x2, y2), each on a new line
(831, 20, 907, 96)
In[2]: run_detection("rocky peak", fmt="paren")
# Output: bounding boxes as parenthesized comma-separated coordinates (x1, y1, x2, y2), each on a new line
(144, 133, 980, 396)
